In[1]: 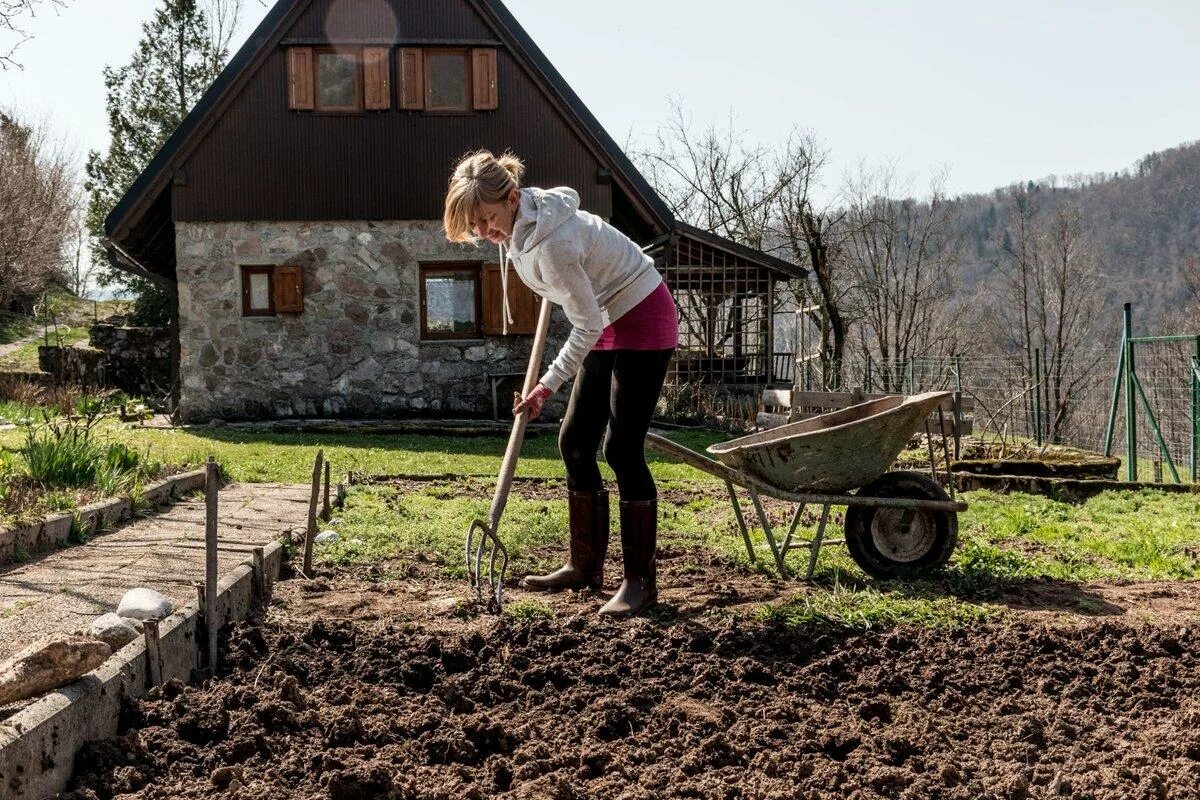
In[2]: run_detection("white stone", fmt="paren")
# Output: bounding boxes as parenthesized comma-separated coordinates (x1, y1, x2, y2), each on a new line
(87, 613, 143, 650)
(117, 588, 174, 621)
(314, 530, 340, 545)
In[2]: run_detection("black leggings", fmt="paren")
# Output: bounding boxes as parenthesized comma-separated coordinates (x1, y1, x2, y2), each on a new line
(558, 348, 674, 501)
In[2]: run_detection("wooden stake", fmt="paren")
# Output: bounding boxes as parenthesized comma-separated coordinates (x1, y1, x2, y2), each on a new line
(205, 457, 219, 672)
(144, 619, 162, 687)
(302, 449, 324, 577)
(252, 547, 265, 599)
(322, 460, 332, 521)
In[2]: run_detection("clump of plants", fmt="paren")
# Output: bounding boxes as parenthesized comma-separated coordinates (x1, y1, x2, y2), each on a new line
(0, 390, 163, 526)
(21, 393, 160, 494)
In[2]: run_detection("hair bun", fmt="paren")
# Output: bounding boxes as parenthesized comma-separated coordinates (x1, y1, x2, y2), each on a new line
(497, 153, 526, 184)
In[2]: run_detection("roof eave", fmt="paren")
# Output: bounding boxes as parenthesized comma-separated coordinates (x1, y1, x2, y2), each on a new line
(673, 221, 807, 280)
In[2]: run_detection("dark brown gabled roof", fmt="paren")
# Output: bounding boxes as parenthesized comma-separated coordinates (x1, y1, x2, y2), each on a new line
(105, 0, 802, 282)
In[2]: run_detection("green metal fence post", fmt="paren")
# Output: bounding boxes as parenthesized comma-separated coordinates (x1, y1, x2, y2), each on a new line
(1033, 348, 1043, 446)
(906, 358, 915, 394)
(1124, 303, 1137, 481)
(1192, 339, 1199, 484)
(954, 355, 963, 393)
(865, 355, 873, 393)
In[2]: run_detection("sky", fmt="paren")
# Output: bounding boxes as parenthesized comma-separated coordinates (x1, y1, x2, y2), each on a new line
(2, 0, 1199, 204)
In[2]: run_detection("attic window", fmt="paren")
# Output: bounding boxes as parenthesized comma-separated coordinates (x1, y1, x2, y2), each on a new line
(316, 50, 358, 111)
(426, 49, 469, 111)
(288, 46, 391, 112)
(399, 48, 498, 112)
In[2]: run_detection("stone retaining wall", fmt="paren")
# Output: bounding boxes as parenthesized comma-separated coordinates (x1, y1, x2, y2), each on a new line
(35, 321, 171, 400)
(174, 220, 572, 423)
(0, 538, 286, 798)
(88, 321, 172, 398)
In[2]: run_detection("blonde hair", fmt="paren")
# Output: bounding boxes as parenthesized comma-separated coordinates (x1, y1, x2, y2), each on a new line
(443, 150, 526, 243)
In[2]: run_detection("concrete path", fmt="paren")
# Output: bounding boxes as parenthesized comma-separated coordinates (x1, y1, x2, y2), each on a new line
(0, 483, 311, 661)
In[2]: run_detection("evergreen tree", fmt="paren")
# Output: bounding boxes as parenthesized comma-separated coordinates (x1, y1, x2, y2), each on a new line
(84, 0, 233, 325)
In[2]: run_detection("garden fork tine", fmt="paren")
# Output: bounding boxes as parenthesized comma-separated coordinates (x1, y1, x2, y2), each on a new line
(465, 518, 508, 609)
(464, 297, 554, 612)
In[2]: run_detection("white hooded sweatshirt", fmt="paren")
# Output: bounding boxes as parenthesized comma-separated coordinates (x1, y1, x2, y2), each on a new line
(502, 187, 663, 393)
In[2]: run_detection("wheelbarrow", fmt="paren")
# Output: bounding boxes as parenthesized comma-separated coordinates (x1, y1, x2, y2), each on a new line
(646, 391, 967, 579)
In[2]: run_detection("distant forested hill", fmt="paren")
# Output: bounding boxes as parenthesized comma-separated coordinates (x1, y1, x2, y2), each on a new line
(947, 140, 1200, 329)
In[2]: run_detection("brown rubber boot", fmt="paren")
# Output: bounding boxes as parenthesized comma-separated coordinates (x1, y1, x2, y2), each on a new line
(598, 499, 658, 617)
(520, 489, 609, 591)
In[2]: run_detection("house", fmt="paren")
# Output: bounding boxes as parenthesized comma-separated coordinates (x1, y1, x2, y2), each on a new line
(103, 0, 805, 423)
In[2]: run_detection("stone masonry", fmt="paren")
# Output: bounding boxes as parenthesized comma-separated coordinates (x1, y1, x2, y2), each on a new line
(174, 220, 570, 423)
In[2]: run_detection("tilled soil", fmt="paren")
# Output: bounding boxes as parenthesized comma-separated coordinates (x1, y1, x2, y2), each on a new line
(62, 569, 1200, 800)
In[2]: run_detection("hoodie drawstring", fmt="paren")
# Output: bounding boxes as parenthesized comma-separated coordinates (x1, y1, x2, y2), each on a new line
(498, 242, 514, 336)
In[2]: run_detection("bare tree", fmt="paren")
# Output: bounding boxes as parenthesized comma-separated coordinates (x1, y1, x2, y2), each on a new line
(985, 198, 1106, 442)
(1, 0, 69, 69)
(841, 165, 964, 390)
(635, 99, 799, 250)
(1183, 256, 1200, 314)
(772, 133, 852, 389)
(200, 0, 263, 76)
(0, 109, 75, 309)
(633, 102, 812, 381)
(66, 214, 94, 298)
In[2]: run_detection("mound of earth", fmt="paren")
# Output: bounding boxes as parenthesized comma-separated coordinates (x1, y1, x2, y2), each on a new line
(61, 570, 1200, 800)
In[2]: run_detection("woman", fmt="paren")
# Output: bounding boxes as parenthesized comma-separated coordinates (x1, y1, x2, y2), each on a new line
(444, 150, 678, 617)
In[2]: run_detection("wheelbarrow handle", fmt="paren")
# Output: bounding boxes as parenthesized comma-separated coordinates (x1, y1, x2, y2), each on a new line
(488, 297, 554, 530)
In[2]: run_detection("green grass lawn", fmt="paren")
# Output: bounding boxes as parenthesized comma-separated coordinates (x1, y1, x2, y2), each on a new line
(0, 421, 726, 484)
(4, 415, 1198, 630)
(0, 312, 39, 348)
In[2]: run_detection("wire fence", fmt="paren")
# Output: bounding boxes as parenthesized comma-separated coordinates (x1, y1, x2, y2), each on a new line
(779, 339, 1199, 483)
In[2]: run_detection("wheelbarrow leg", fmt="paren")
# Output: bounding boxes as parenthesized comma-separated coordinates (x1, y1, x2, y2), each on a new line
(805, 503, 832, 580)
(747, 486, 788, 577)
(724, 479, 757, 564)
(781, 503, 806, 552)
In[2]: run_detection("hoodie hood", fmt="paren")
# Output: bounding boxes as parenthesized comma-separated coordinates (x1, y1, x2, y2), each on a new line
(497, 187, 581, 336)
(509, 186, 581, 256)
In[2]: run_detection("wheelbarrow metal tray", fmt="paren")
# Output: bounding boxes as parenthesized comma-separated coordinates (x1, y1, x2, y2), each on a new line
(706, 391, 952, 494)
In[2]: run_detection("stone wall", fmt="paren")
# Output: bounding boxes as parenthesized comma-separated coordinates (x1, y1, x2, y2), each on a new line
(38, 344, 103, 385)
(174, 220, 571, 423)
(89, 321, 172, 399)
(34, 321, 171, 401)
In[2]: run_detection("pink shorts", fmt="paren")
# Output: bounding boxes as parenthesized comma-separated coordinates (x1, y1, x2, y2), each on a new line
(593, 281, 679, 351)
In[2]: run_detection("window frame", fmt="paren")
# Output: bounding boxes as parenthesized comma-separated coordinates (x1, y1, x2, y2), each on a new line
(312, 46, 363, 113)
(422, 47, 473, 114)
(241, 265, 276, 317)
(419, 263, 483, 341)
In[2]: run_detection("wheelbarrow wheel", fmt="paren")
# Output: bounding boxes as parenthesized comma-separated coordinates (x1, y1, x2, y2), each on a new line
(844, 471, 958, 579)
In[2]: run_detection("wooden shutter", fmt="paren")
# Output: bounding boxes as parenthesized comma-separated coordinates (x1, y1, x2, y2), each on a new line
(398, 48, 425, 110)
(363, 47, 391, 110)
(274, 265, 304, 314)
(482, 264, 537, 335)
(472, 48, 498, 110)
(287, 47, 314, 110)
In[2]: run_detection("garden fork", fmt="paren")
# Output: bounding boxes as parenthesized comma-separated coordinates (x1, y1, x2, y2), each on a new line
(465, 296, 554, 611)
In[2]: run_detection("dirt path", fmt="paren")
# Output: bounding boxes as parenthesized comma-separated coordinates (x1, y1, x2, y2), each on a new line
(0, 482, 310, 663)
(61, 563, 1200, 800)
